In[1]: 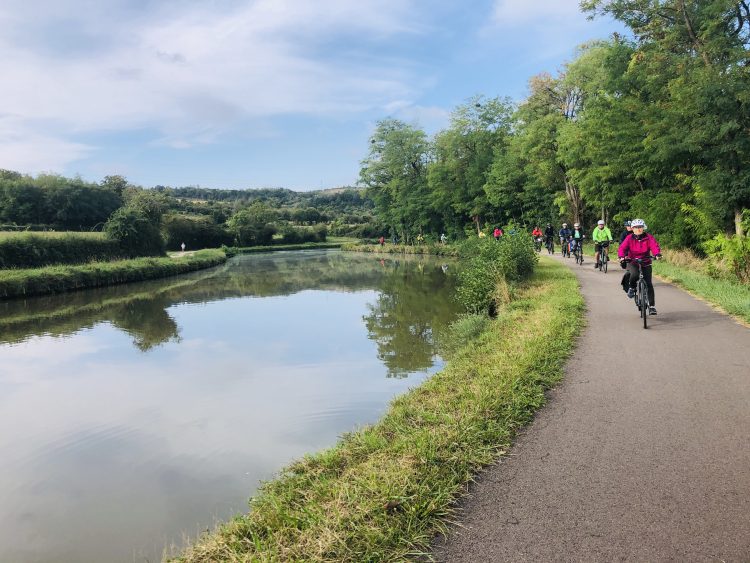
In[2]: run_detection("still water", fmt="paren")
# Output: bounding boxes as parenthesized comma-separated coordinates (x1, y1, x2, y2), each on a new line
(0, 250, 461, 562)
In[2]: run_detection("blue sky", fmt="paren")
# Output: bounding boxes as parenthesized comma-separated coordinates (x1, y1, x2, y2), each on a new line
(0, 0, 620, 191)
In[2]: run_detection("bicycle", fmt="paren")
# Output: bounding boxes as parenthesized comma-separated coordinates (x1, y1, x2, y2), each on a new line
(545, 237, 554, 254)
(597, 241, 611, 273)
(625, 257, 652, 329)
(534, 237, 543, 253)
(571, 239, 584, 265)
(560, 238, 570, 258)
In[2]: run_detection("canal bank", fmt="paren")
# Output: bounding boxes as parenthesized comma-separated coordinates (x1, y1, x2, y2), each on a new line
(177, 257, 584, 562)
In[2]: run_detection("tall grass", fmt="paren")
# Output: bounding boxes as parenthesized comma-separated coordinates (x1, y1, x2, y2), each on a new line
(0, 249, 226, 299)
(175, 258, 583, 562)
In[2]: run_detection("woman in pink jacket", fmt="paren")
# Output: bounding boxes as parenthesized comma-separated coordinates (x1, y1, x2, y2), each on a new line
(617, 218, 662, 315)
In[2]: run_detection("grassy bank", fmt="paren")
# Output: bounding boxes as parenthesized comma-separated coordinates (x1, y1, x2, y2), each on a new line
(177, 257, 583, 562)
(342, 242, 460, 257)
(228, 241, 346, 255)
(0, 249, 226, 299)
(653, 249, 750, 324)
(0, 231, 126, 268)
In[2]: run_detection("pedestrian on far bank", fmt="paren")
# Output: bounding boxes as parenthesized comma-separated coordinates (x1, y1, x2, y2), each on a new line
(180, 242, 186, 252)
(379, 236, 385, 246)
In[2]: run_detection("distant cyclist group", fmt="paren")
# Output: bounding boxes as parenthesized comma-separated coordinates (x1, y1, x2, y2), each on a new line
(534, 218, 662, 316)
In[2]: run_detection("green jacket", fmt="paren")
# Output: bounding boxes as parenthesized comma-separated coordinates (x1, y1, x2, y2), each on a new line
(592, 226, 613, 242)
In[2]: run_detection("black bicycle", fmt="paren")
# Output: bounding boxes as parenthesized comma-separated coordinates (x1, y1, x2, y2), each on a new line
(572, 239, 584, 265)
(597, 241, 611, 273)
(545, 237, 554, 254)
(627, 257, 651, 329)
(534, 236, 543, 253)
(561, 238, 571, 258)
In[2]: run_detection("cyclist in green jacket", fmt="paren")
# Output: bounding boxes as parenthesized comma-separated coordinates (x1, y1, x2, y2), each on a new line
(592, 219, 613, 268)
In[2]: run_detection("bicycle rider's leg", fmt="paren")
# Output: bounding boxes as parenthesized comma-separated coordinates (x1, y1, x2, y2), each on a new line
(595, 243, 601, 265)
(626, 263, 639, 290)
(643, 265, 655, 305)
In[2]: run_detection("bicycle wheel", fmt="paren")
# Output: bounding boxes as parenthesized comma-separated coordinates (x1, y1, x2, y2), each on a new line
(639, 280, 649, 329)
(603, 254, 608, 273)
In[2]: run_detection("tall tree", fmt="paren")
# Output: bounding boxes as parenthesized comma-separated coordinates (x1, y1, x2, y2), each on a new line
(359, 119, 432, 242)
(429, 95, 513, 235)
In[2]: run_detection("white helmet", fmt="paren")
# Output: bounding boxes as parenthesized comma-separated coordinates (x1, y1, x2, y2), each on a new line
(631, 218, 646, 229)
(573, 223, 580, 228)
(597, 219, 605, 225)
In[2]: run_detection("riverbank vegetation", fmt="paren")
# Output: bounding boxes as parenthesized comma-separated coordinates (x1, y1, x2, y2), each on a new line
(653, 249, 750, 324)
(0, 249, 226, 299)
(341, 242, 459, 257)
(177, 256, 581, 562)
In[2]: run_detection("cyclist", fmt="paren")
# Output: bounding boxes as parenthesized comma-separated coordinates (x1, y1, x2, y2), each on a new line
(592, 219, 613, 268)
(620, 220, 633, 244)
(559, 223, 572, 255)
(617, 219, 662, 315)
(532, 226, 543, 251)
(544, 223, 555, 252)
(570, 223, 585, 259)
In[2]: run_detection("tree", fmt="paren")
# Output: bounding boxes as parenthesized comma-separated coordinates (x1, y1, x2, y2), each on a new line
(226, 202, 277, 246)
(359, 118, 433, 242)
(105, 207, 165, 256)
(428, 96, 513, 235)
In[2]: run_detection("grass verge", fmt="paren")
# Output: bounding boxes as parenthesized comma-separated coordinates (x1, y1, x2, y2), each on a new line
(341, 242, 459, 257)
(653, 253, 750, 325)
(228, 242, 344, 254)
(0, 249, 226, 299)
(176, 257, 583, 562)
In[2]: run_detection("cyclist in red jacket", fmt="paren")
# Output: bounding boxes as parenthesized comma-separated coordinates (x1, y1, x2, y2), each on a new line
(617, 218, 662, 315)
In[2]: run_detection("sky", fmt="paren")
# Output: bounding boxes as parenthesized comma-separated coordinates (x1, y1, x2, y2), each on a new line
(0, 0, 621, 191)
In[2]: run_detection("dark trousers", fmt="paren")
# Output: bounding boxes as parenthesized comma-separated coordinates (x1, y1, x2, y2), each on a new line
(625, 263, 655, 306)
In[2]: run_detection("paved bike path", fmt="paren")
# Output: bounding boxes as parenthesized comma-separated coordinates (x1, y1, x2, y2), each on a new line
(432, 255, 750, 561)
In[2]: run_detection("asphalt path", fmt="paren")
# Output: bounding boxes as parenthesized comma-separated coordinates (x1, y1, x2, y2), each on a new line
(431, 254, 750, 562)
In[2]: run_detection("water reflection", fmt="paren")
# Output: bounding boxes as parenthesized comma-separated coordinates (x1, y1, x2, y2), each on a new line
(0, 250, 461, 562)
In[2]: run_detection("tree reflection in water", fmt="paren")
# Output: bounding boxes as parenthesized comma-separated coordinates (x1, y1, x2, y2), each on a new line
(0, 250, 460, 371)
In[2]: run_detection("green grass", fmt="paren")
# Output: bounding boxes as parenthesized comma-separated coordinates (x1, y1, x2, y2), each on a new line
(175, 257, 584, 562)
(0, 249, 227, 299)
(341, 242, 460, 257)
(229, 241, 345, 254)
(0, 230, 105, 239)
(653, 258, 750, 324)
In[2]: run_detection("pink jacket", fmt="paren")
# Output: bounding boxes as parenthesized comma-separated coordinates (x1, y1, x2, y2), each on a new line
(618, 233, 661, 265)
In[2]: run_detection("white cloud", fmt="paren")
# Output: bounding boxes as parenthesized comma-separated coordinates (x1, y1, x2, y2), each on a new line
(0, 0, 427, 172)
(0, 116, 93, 174)
(491, 0, 584, 25)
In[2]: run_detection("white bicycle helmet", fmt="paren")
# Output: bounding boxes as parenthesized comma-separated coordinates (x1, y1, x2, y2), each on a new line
(573, 223, 580, 228)
(631, 218, 647, 229)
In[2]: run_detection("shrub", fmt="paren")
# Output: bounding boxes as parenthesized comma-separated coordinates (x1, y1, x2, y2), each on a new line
(163, 213, 232, 250)
(105, 208, 165, 257)
(456, 231, 537, 314)
(703, 233, 750, 283)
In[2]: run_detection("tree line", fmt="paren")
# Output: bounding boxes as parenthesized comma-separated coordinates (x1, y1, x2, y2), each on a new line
(360, 0, 749, 257)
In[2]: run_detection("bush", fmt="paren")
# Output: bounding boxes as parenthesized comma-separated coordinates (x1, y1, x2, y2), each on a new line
(703, 233, 750, 283)
(456, 231, 537, 314)
(105, 208, 165, 257)
(0, 232, 123, 268)
(279, 225, 327, 244)
(163, 213, 232, 250)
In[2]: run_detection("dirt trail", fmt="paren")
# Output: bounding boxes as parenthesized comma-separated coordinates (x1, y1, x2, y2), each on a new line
(432, 256, 750, 562)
